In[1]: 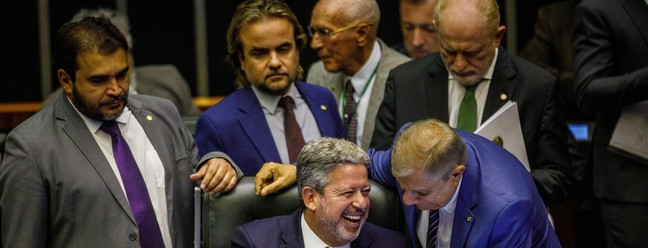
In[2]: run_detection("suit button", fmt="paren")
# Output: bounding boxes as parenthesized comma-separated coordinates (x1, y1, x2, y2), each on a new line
(129, 233, 137, 241)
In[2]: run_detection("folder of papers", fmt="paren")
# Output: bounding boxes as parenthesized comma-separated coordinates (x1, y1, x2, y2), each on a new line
(475, 101, 531, 171)
(609, 100, 648, 161)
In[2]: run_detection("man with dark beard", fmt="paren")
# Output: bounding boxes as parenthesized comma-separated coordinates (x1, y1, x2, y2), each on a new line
(231, 138, 407, 248)
(0, 17, 240, 247)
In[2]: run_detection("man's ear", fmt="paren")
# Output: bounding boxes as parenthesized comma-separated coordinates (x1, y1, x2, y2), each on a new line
(58, 69, 73, 96)
(356, 24, 371, 47)
(302, 187, 319, 211)
(493, 25, 507, 47)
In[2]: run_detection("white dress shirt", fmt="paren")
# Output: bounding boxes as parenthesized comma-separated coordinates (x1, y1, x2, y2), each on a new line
(448, 49, 499, 129)
(252, 84, 321, 164)
(72, 100, 171, 248)
(301, 212, 351, 248)
(416, 177, 463, 248)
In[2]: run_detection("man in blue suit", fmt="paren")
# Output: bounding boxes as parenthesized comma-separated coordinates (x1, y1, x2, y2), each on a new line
(369, 119, 559, 247)
(232, 138, 407, 248)
(194, 0, 344, 184)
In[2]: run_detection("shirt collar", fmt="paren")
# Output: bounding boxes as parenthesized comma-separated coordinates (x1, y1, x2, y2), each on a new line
(346, 40, 382, 91)
(301, 212, 352, 248)
(67, 96, 133, 134)
(251, 83, 298, 114)
(440, 176, 463, 215)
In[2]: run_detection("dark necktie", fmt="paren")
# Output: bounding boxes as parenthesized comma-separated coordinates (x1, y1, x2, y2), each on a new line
(100, 121, 165, 248)
(343, 80, 358, 143)
(279, 96, 305, 163)
(456, 84, 478, 132)
(427, 210, 439, 248)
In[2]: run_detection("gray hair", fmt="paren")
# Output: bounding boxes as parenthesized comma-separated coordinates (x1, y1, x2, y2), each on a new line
(296, 138, 369, 209)
(334, 0, 381, 36)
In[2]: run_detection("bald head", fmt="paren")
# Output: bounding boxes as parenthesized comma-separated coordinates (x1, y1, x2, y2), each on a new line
(313, 0, 380, 36)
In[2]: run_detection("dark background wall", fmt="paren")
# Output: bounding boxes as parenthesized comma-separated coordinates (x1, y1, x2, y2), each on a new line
(0, 0, 563, 103)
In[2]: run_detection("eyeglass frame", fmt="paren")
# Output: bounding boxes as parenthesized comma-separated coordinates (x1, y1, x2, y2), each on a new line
(307, 23, 372, 39)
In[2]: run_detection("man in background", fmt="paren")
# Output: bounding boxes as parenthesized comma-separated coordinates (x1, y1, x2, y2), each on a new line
(307, 0, 409, 150)
(393, 0, 439, 59)
(194, 0, 343, 180)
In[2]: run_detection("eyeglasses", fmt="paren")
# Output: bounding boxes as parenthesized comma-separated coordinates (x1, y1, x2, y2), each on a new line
(307, 23, 371, 39)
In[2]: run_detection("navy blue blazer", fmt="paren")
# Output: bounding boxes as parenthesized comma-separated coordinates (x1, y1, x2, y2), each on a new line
(369, 128, 560, 248)
(231, 210, 408, 248)
(195, 81, 344, 175)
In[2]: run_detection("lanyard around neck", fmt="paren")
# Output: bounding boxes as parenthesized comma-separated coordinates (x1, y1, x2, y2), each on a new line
(340, 62, 380, 122)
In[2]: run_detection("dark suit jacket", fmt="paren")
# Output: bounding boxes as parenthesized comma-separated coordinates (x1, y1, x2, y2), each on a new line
(0, 94, 198, 247)
(368, 129, 560, 248)
(231, 210, 408, 248)
(194, 81, 344, 175)
(371, 48, 572, 205)
(573, 0, 648, 202)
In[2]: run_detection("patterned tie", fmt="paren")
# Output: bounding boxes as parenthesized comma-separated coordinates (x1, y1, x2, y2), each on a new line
(279, 96, 305, 163)
(427, 210, 439, 248)
(344, 80, 358, 143)
(456, 84, 478, 132)
(100, 121, 165, 248)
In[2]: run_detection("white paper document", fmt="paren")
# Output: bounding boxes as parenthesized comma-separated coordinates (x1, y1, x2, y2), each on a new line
(609, 100, 648, 161)
(475, 101, 530, 171)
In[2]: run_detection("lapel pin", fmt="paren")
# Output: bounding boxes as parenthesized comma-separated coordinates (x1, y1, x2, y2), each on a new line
(329, 85, 336, 92)
(466, 216, 473, 222)
(500, 93, 507, 101)
(146, 115, 153, 121)
(321, 105, 327, 111)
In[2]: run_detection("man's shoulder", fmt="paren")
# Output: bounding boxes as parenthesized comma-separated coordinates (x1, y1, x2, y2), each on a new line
(379, 41, 411, 69)
(236, 213, 296, 235)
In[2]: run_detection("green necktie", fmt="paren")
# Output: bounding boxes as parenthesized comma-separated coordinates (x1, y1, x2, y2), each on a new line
(457, 84, 478, 132)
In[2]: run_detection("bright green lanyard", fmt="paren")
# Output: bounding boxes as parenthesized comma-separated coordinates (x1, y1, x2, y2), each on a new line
(340, 62, 380, 127)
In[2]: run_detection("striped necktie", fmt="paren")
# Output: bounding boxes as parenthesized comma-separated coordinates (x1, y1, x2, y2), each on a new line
(427, 209, 439, 248)
(344, 80, 358, 143)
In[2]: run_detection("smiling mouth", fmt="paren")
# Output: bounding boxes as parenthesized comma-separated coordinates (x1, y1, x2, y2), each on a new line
(342, 213, 363, 223)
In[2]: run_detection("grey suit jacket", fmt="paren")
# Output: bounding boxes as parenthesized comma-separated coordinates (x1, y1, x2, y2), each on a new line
(306, 39, 410, 150)
(0, 94, 198, 247)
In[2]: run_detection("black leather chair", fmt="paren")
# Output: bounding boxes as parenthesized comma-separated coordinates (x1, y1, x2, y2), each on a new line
(200, 177, 401, 248)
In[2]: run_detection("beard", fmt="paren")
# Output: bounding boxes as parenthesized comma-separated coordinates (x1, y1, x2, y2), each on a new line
(316, 200, 366, 246)
(71, 86, 128, 121)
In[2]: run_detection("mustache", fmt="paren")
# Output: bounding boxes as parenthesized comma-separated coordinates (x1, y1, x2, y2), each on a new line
(100, 93, 127, 106)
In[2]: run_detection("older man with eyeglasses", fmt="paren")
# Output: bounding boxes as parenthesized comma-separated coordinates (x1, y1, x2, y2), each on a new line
(306, 0, 410, 151)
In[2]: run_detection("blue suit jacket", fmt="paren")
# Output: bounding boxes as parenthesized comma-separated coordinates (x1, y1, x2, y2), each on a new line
(369, 128, 560, 248)
(231, 210, 408, 248)
(195, 81, 344, 175)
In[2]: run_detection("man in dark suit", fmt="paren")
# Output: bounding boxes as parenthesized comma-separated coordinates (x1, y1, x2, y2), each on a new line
(572, 0, 648, 245)
(194, 0, 343, 180)
(231, 138, 407, 248)
(369, 119, 560, 247)
(371, 0, 572, 206)
(393, 0, 439, 59)
(0, 17, 238, 247)
(306, 0, 410, 150)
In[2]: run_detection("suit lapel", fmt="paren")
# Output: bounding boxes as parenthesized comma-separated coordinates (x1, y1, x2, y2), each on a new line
(483, 49, 517, 122)
(56, 97, 136, 224)
(297, 82, 335, 138)
(425, 56, 450, 122)
(451, 139, 479, 247)
(282, 210, 306, 248)
(237, 88, 282, 163)
(127, 98, 177, 218)
(621, 0, 648, 46)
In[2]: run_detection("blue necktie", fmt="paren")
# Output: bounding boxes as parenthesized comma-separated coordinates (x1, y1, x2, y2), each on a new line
(100, 121, 165, 248)
(427, 210, 439, 248)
